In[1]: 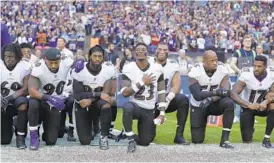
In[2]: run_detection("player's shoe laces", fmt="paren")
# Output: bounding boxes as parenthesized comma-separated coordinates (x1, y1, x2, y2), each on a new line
(174, 136, 190, 145)
(16, 135, 26, 149)
(220, 141, 234, 149)
(29, 130, 39, 150)
(127, 139, 137, 153)
(67, 129, 76, 142)
(99, 136, 109, 150)
(262, 138, 273, 148)
(115, 130, 127, 142)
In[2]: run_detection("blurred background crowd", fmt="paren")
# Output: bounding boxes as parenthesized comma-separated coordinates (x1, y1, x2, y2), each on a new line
(1, 0, 274, 72)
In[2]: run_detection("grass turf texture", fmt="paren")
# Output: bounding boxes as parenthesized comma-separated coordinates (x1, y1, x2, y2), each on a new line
(114, 109, 273, 144)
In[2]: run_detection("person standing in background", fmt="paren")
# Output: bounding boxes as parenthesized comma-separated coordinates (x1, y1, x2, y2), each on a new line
(1, 23, 12, 47)
(56, 37, 74, 59)
(177, 49, 193, 76)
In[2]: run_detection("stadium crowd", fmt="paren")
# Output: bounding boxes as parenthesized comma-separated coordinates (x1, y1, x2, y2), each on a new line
(1, 1, 274, 54)
(1, 0, 274, 153)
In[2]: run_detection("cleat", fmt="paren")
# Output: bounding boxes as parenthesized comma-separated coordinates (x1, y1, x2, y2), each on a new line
(220, 141, 234, 149)
(127, 139, 137, 153)
(67, 129, 76, 142)
(262, 138, 273, 149)
(16, 135, 26, 149)
(115, 130, 127, 142)
(99, 136, 109, 150)
(29, 130, 39, 150)
(174, 136, 190, 145)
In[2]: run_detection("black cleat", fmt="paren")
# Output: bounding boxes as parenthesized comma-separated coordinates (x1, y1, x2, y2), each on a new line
(127, 139, 137, 153)
(115, 129, 126, 142)
(99, 136, 109, 150)
(16, 135, 27, 149)
(262, 138, 273, 149)
(67, 131, 76, 142)
(174, 136, 190, 145)
(220, 141, 234, 149)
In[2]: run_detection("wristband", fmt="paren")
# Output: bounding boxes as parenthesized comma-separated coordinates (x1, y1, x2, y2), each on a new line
(160, 111, 165, 116)
(166, 92, 175, 102)
(41, 94, 50, 101)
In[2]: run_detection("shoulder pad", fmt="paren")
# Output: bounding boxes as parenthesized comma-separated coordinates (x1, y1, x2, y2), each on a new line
(269, 66, 274, 72)
(35, 62, 41, 67)
(218, 61, 224, 66)
(241, 67, 251, 72)
(105, 62, 113, 66)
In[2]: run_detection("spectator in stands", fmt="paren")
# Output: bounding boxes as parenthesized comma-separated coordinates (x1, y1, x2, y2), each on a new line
(56, 37, 74, 59)
(177, 49, 193, 76)
(256, 44, 270, 66)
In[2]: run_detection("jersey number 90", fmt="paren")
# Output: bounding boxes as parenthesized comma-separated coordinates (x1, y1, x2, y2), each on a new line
(43, 81, 66, 95)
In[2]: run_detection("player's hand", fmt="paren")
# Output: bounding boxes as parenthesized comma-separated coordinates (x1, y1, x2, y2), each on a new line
(259, 101, 268, 111)
(100, 93, 111, 104)
(79, 99, 92, 108)
(142, 73, 156, 85)
(247, 103, 260, 110)
(46, 96, 66, 110)
(199, 97, 213, 112)
(74, 59, 85, 73)
(266, 92, 274, 103)
(155, 115, 165, 125)
(214, 89, 231, 97)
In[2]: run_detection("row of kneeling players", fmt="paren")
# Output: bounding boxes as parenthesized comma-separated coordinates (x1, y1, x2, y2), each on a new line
(1, 43, 274, 152)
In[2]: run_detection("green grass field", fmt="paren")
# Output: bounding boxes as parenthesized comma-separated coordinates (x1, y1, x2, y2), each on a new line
(114, 109, 273, 144)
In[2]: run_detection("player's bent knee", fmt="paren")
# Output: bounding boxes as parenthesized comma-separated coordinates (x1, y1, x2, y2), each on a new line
(222, 97, 234, 110)
(102, 103, 111, 109)
(1, 137, 12, 145)
(45, 138, 57, 145)
(123, 102, 135, 114)
(176, 94, 189, 106)
(28, 98, 40, 110)
(79, 138, 91, 145)
(15, 96, 29, 108)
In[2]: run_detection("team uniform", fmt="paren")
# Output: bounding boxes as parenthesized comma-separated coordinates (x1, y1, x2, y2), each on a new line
(188, 62, 234, 144)
(238, 67, 274, 142)
(28, 57, 74, 145)
(122, 61, 164, 146)
(1, 60, 31, 144)
(158, 59, 190, 142)
(71, 62, 116, 145)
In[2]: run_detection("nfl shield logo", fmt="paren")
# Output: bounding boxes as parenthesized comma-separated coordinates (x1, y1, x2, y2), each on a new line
(9, 73, 12, 76)
(54, 75, 57, 78)
(94, 78, 96, 81)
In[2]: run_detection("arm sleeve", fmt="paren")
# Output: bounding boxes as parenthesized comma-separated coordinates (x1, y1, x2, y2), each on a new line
(72, 79, 100, 101)
(189, 82, 214, 101)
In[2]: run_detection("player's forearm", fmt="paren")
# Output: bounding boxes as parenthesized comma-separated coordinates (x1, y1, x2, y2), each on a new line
(157, 76, 166, 111)
(121, 81, 144, 97)
(29, 88, 45, 100)
(11, 87, 28, 99)
(189, 83, 215, 101)
(231, 92, 249, 108)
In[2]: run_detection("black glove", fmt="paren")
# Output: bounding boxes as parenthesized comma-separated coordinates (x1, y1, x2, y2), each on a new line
(1, 96, 14, 112)
(199, 97, 213, 113)
(214, 89, 231, 97)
